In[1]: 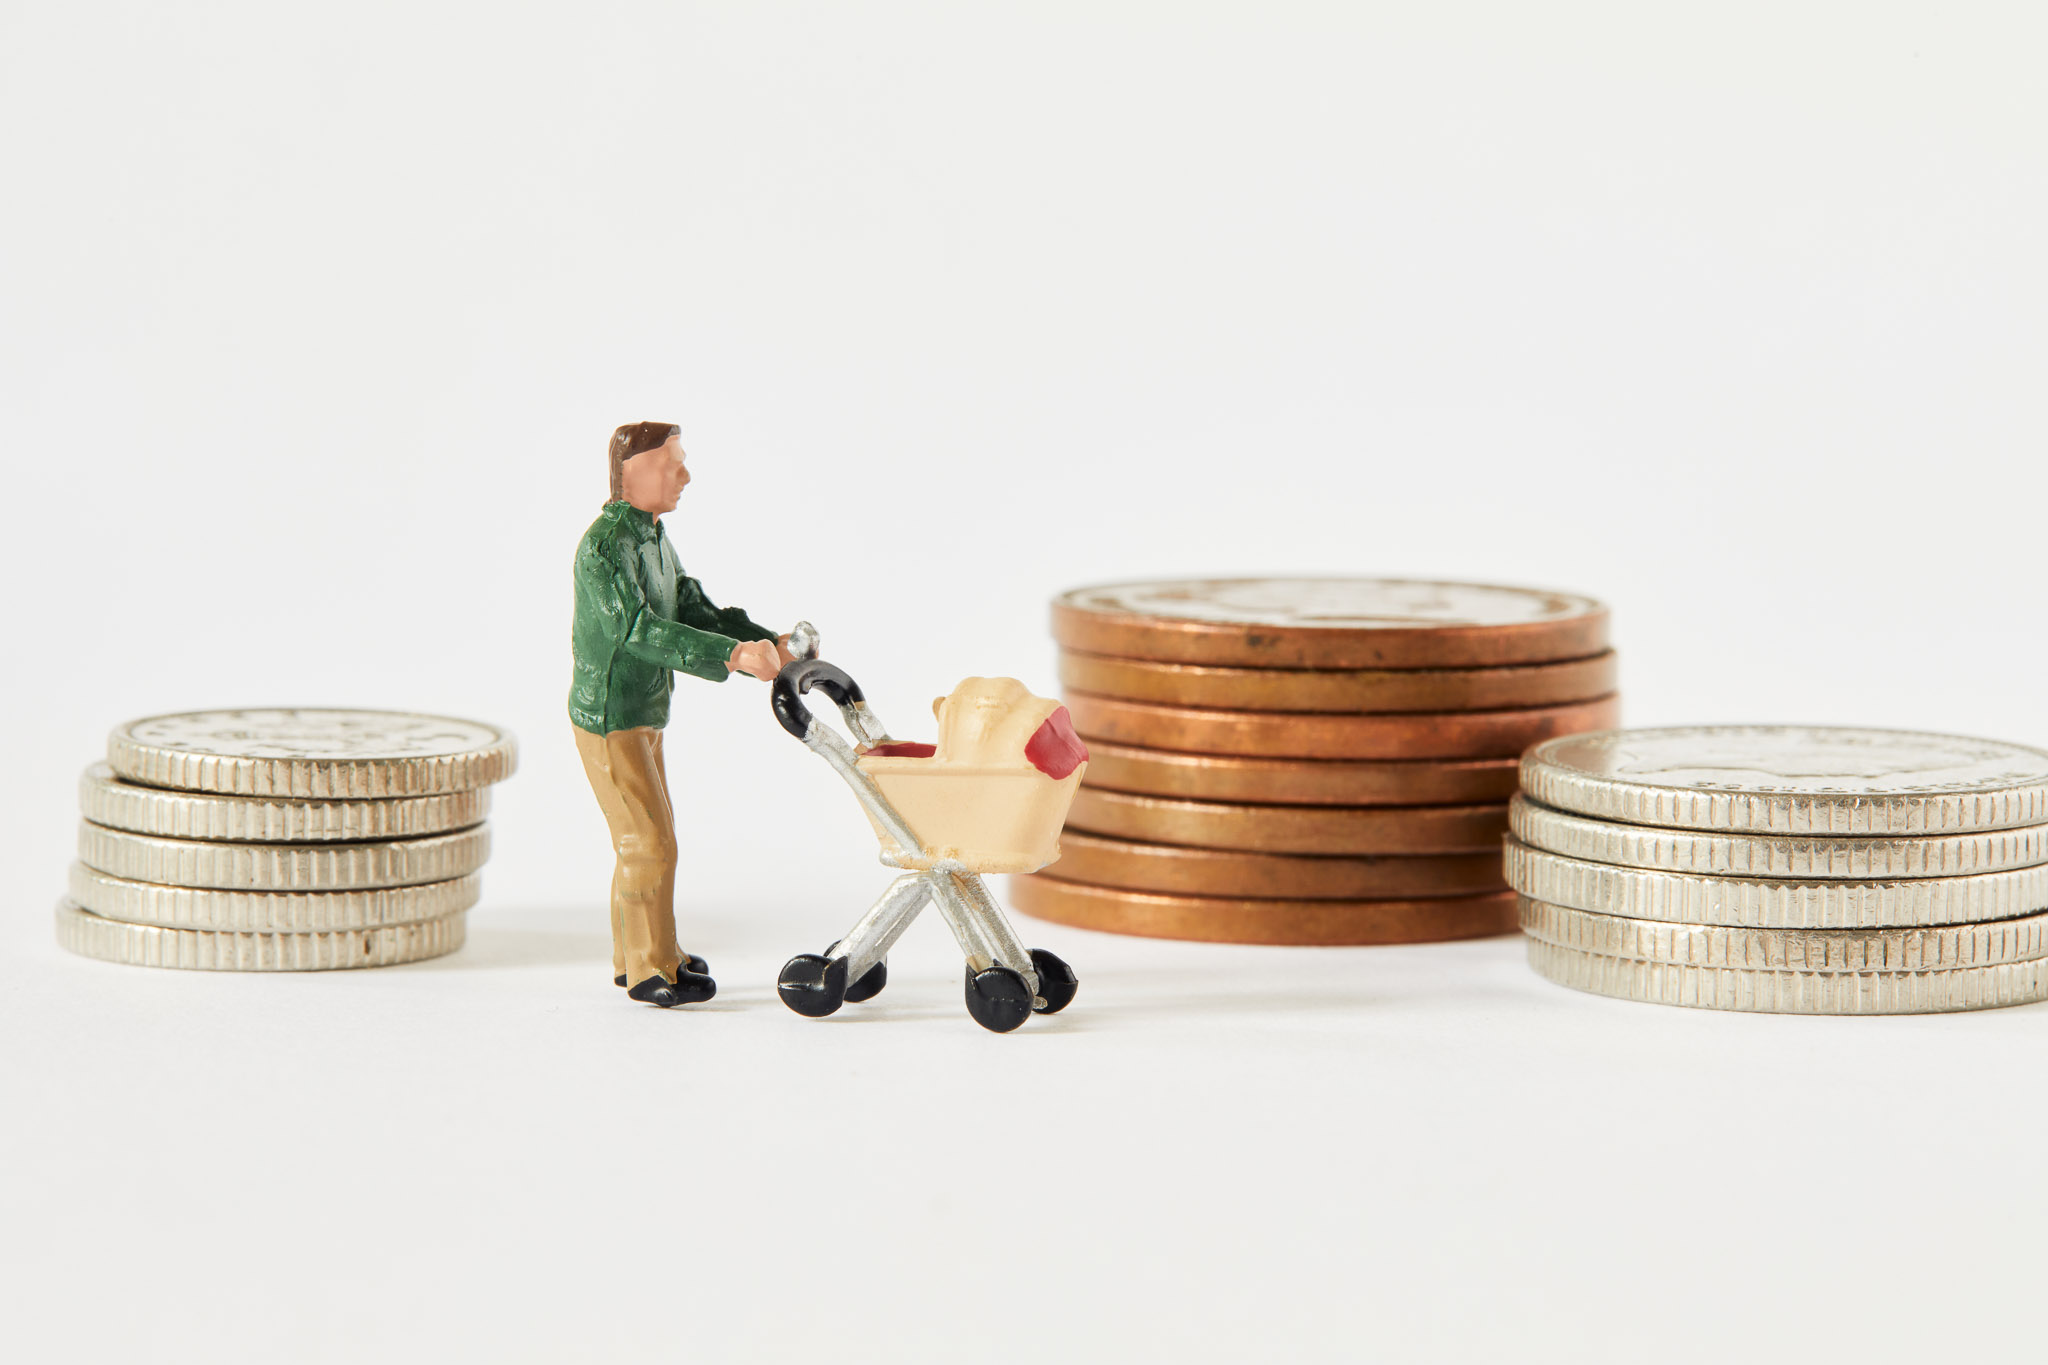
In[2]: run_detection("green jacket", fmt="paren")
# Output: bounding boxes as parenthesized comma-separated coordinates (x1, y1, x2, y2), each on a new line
(569, 502, 779, 734)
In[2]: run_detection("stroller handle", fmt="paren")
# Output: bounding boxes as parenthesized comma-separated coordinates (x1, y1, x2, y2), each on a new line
(787, 619, 822, 661)
(772, 660, 867, 740)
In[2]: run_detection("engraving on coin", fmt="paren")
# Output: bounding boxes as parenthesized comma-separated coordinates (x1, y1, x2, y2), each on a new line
(108, 708, 517, 797)
(1011, 875, 1518, 945)
(54, 899, 467, 971)
(1059, 650, 1619, 714)
(1052, 578, 1609, 668)
(77, 822, 492, 891)
(66, 864, 483, 932)
(1067, 691, 1620, 760)
(1503, 838, 2048, 929)
(1068, 787, 1507, 854)
(1054, 831, 1506, 899)
(1522, 726, 2048, 834)
(1518, 896, 2048, 972)
(78, 762, 489, 842)
(1524, 935, 2048, 1014)
(1058, 579, 1604, 630)
(1079, 741, 1521, 806)
(1510, 796, 2048, 879)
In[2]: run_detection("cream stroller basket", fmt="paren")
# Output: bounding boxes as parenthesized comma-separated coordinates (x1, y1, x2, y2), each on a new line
(770, 630, 1081, 1032)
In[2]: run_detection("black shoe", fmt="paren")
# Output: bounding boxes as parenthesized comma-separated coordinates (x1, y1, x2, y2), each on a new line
(626, 967, 717, 1007)
(616, 954, 707, 988)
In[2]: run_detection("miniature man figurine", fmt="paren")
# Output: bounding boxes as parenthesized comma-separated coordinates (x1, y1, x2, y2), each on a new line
(569, 421, 791, 1007)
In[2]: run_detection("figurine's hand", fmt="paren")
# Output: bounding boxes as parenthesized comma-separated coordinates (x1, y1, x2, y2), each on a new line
(727, 639, 781, 682)
(775, 634, 802, 669)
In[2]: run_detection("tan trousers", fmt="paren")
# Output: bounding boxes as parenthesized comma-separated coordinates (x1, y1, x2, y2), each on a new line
(573, 725, 684, 986)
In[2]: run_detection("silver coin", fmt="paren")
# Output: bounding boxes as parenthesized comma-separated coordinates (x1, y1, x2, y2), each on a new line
(1510, 796, 2048, 879)
(54, 899, 466, 971)
(77, 822, 490, 891)
(1503, 838, 2048, 929)
(78, 762, 489, 842)
(67, 863, 482, 932)
(108, 709, 517, 797)
(1522, 725, 2048, 835)
(1524, 936, 2048, 1014)
(1518, 896, 2048, 972)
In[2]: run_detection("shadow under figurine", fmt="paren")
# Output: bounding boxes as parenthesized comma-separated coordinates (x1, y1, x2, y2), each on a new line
(569, 421, 797, 1007)
(773, 664, 1085, 1032)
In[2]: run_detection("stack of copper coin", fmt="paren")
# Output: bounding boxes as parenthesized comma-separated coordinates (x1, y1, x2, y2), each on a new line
(56, 709, 515, 972)
(1010, 578, 1618, 944)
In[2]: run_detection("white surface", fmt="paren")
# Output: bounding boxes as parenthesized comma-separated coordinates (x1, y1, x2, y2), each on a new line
(2, 3, 2045, 1361)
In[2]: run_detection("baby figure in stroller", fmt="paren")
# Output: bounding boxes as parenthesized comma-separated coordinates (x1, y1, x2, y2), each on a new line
(772, 631, 1087, 1032)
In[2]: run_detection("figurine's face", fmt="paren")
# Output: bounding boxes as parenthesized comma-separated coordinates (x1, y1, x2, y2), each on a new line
(621, 436, 691, 515)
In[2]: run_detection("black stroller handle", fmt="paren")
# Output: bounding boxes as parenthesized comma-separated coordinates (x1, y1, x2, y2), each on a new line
(772, 659, 867, 740)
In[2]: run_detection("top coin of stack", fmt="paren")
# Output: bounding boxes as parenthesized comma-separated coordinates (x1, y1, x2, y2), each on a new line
(1010, 578, 1619, 944)
(1507, 725, 2048, 1013)
(57, 709, 516, 971)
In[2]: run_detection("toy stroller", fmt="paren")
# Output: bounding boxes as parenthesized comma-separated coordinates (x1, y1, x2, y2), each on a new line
(771, 625, 1084, 1033)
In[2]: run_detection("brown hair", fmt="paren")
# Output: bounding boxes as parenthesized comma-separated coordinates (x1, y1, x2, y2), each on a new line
(608, 422, 681, 501)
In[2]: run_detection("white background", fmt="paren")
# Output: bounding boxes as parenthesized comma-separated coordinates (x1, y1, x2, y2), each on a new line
(2, 2, 2044, 1360)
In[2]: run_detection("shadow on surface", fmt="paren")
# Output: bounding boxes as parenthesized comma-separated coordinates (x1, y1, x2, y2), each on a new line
(771, 966, 1425, 1031)
(417, 922, 610, 972)
(787, 997, 1091, 1034)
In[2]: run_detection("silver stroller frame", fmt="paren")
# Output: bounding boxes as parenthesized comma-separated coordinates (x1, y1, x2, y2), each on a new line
(771, 624, 1078, 1033)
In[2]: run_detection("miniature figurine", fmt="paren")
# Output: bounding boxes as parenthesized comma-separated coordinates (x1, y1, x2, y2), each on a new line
(774, 662, 1084, 1032)
(569, 421, 793, 1007)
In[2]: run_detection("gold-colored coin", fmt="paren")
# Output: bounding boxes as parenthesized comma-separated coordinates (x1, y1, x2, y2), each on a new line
(1067, 691, 1620, 760)
(1080, 741, 1521, 806)
(1051, 830, 1506, 899)
(1059, 650, 1618, 714)
(1066, 786, 1507, 854)
(1052, 578, 1610, 668)
(1009, 875, 1518, 945)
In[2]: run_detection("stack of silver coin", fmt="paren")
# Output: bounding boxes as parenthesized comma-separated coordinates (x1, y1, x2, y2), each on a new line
(1506, 726, 2048, 1014)
(57, 709, 516, 971)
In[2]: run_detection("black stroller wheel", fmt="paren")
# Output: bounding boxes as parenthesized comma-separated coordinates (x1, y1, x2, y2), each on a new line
(964, 965, 1033, 1033)
(778, 953, 848, 1018)
(1028, 948, 1078, 1014)
(844, 958, 888, 1003)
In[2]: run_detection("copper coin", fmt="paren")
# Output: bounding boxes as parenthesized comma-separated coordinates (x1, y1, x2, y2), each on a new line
(1009, 875, 1519, 945)
(1082, 740, 1521, 806)
(1066, 786, 1508, 854)
(1052, 578, 1609, 669)
(1052, 830, 1507, 899)
(1061, 650, 1618, 714)
(1067, 692, 1621, 760)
